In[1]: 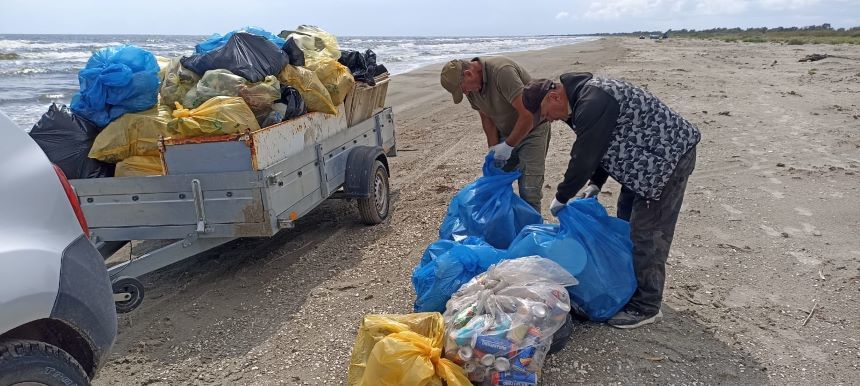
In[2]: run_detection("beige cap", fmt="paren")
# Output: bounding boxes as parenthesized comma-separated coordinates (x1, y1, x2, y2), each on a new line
(440, 60, 468, 104)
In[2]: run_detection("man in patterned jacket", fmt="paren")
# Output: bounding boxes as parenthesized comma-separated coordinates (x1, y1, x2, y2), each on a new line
(522, 73, 700, 329)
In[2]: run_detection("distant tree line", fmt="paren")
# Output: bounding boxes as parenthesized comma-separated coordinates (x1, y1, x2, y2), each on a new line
(588, 24, 859, 44)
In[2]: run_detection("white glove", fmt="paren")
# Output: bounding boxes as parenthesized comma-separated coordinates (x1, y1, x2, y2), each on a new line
(490, 142, 514, 163)
(550, 197, 566, 216)
(575, 184, 601, 199)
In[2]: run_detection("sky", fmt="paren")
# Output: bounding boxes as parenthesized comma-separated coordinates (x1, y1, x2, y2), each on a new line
(0, 0, 857, 36)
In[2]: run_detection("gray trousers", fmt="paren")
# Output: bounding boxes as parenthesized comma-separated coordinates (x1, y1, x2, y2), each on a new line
(502, 123, 551, 211)
(623, 147, 697, 316)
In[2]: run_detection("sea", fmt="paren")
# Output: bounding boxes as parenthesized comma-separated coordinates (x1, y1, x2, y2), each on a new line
(0, 34, 594, 128)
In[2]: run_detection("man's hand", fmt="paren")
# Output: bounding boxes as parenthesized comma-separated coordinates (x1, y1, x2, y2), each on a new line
(575, 184, 601, 199)
(550, 197, 566, 216)
(490, 141, 514, 167)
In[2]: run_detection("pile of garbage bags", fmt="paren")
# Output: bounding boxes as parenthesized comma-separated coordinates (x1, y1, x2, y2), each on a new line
(30, 25, 387, 179)
(401, 151, 637, 383)
(413, 154, 542, 313)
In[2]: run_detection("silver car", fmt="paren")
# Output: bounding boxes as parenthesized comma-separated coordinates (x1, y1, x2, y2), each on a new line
(0, 112, 116, 385)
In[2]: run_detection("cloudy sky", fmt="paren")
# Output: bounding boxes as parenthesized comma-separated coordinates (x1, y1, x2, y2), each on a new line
(0, 0, 856, 36)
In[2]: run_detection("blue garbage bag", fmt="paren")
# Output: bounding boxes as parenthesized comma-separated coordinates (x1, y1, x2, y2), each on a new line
(412, 237, 507, 312)
(507, 198, 636, 321)
(70, 45, 160, 127)
(439, 153, 543, 249)
(195, 26, 286, 54)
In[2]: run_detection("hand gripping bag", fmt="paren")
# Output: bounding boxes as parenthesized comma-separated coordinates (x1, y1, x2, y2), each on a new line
(439, 153, 543, 249)
(507, 198, 636, 321)
(70, 45, 160, 127)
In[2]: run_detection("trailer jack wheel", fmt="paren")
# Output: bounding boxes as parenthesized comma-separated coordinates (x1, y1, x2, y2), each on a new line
(112, 276, 144, 313)
(357, 160, 390, 225)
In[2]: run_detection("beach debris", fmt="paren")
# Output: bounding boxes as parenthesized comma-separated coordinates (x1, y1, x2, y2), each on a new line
(718, 111, 731, 116)
(802, 300, 817, 326)
(798, 54, 828, 62)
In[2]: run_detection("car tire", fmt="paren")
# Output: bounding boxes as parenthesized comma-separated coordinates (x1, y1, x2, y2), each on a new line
(0, 339, 89, 386)
(356, 160, 390, 225)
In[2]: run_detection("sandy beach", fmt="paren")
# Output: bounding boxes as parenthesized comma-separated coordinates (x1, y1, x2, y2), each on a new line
(93, 37, 860, 385)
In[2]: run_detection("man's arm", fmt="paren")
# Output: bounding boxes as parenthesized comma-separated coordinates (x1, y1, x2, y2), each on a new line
(556, 89, 620, 202)
(589, 167, 610, 189)
(479, 111, 500, 148)
(504, 95, 537, 146)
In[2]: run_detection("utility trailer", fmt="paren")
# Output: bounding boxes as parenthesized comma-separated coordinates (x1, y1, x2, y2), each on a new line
(70, 79, 395, 313)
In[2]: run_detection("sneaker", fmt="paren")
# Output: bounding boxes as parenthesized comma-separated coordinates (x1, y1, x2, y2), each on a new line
(607, 308, 663, 329)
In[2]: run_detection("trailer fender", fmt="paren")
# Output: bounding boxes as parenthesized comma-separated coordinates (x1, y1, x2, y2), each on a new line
(344, 146, 388, 198)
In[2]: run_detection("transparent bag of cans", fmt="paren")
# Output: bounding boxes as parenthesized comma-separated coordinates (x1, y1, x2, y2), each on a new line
(442, 256, 578, 385)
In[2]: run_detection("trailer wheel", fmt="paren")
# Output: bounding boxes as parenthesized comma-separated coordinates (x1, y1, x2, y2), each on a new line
(356, 160, 390, 225)
(112, 276, 144, 314)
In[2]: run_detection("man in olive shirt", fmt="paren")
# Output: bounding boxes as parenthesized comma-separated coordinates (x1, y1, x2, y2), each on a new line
(440, 56, 551, 211)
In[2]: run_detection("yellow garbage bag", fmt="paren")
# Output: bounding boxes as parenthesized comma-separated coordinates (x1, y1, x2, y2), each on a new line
(167, 96, 261, 138)
(286, 25, 341, 67)
(347, 313, 467, 386)
(238, 75, 281, 114)
(277, 65, 336, 114)
(363, 331, 469, 386)
(160, 58, 201, 109)
(89, 105, 172, 163)
(308, 58, 355, 106)
(115, 156, 163, 177)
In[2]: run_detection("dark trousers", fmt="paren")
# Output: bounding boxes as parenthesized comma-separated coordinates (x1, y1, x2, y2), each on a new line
(621, 147, 697, 315)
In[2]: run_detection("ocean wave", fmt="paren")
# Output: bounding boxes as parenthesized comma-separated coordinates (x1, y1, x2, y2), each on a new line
(0, 67, 77, 76)
(0, 39, 123, 52)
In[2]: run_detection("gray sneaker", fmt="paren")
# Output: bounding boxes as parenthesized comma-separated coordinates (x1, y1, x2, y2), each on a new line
(607, 308, 663, 329)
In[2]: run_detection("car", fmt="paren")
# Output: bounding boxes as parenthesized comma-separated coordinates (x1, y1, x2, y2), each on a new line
(0, 111, 117, 385)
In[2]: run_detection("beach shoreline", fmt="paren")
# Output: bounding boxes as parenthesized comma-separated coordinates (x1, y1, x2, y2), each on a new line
(93, 37, 860, 384)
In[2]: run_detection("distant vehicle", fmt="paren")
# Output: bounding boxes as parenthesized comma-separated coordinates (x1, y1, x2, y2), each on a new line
(639, 35, 646, 39)
(0, 112, 116, 385)
(649, 33, 662, 40)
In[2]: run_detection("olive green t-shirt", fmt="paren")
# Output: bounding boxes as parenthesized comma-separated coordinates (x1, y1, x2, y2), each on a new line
(466, 56, 531, 138)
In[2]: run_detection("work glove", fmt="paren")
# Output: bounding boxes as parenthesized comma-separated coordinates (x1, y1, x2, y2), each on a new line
(490, 141, 514, 168)
(575, 184, 601, 199)
(550, 197, 566, 217)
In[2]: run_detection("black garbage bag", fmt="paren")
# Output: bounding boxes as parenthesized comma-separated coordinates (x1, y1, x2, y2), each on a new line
(181, 33, 288, 83)
(374, 63, 389, 77)
(259, 86, 308, 127)
(338, 49, 377, 86)
(281, 37, 305, 66)
(279, 85, 307, 120)
(29, 103, 114, 179)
